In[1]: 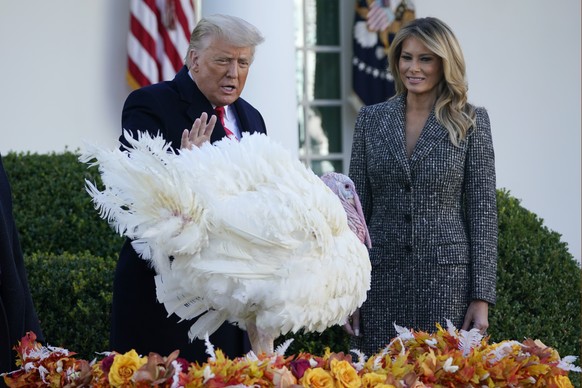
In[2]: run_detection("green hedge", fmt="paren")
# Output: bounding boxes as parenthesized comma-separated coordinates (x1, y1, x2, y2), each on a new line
(3, 152, 581, 383)
(24, 251, 116, 360)
(492, 190, 581, 388)
(3, 151, 124, 259)
(490, 189, 581, 358)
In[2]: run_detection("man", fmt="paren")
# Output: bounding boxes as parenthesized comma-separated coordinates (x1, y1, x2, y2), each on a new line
(110, 14, 266, 362)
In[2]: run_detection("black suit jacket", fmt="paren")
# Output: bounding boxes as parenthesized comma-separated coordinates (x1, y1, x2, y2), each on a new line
(110, 66, 267, 362)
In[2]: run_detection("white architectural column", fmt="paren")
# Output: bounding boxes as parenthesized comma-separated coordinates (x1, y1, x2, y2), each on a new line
(200, 1, 299, 156)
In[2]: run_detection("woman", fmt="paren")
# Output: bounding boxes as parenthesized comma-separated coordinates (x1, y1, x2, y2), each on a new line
(347, 17, 497, 355)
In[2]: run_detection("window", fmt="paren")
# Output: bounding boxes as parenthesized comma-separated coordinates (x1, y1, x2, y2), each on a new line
(294, 0, 353, 175)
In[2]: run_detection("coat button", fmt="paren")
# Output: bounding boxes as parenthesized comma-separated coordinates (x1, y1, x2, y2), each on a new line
(404, 183, 412, 192)
(405, 244, 413, 252)
(405, 214, 412, 222)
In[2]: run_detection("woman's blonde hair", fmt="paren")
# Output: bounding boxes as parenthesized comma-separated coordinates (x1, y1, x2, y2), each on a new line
(388, 17, 475, 145)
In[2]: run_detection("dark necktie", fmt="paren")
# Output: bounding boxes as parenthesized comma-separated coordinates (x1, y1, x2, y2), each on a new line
(214, 106, 237, 140)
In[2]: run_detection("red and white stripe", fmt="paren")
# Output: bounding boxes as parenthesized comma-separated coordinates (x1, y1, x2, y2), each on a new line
(127, 0, 196, 89)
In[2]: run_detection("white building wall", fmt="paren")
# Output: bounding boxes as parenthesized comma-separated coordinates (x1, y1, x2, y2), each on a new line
(0, 0, 579, 263)
(0, 1, 126, 153)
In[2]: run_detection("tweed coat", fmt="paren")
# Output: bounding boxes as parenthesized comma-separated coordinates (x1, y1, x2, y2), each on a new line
(348, 93, 498, 355)
(110, 66, 267, 362)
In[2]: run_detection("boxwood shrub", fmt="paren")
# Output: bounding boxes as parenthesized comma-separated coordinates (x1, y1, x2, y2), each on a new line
(490, 189, 581, 360)
(2, 151, 124, 259)
(3, 152, 580, 382)
(24, 251, 116, 360)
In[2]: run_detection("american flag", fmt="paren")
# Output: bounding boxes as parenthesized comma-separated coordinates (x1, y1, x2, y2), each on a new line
(127, 0, 196, 89)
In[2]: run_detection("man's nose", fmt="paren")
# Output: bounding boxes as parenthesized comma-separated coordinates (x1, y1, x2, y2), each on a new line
(226, 62, 238, 78)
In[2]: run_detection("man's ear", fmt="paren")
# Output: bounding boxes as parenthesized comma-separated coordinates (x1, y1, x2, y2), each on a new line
(188, 50, 199, 72)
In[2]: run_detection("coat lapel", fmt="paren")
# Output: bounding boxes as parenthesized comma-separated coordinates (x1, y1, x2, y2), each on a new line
(175, 66, 215, 124)
(377, 95, 411, 177)
(230, 102, 256, 136)
(409, 110, 448, 170)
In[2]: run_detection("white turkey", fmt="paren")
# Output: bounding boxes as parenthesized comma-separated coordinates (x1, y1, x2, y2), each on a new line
(80, 131, 371, 355)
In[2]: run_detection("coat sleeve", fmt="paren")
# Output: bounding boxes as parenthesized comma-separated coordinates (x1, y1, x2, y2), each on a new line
(120, 88, 168, 148)
(349, 107, 372, 222)
(464, 107, 498, 304)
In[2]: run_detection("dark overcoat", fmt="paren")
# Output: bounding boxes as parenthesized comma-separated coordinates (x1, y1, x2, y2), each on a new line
(0, 155, 44, 373)
(348, 94, 498, 355)
(110, 66, 267, 362)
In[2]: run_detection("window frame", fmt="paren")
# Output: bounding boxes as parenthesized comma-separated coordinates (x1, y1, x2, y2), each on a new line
(295, 0, 357, 175)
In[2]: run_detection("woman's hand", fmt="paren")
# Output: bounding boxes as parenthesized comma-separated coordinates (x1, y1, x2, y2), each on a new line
(462, 300, 489, 334)
(343, 308, 361, 337)
(181, 112, 217, 149)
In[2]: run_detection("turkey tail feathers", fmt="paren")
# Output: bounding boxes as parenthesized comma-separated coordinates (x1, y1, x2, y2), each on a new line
(187, 310, 229, 341)
(154, 274, 209, 320)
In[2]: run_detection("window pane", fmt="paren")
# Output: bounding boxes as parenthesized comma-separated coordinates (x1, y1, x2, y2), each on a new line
(315, 0, 339, 46)
(306, 52, 341, 100)
(311, 160, 343, 176)
(307, 106, 342, 155)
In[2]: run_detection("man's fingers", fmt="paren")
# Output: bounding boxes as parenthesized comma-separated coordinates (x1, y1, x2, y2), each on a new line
(183, 112, 217, 148)
(195, 112, 208, 136)
(181, 129, 192, 150)
(205, 115, 217, 136)
(190, 118, 202, 137)
(190, 112, 215, 138)
(199, 111, 209, 124)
